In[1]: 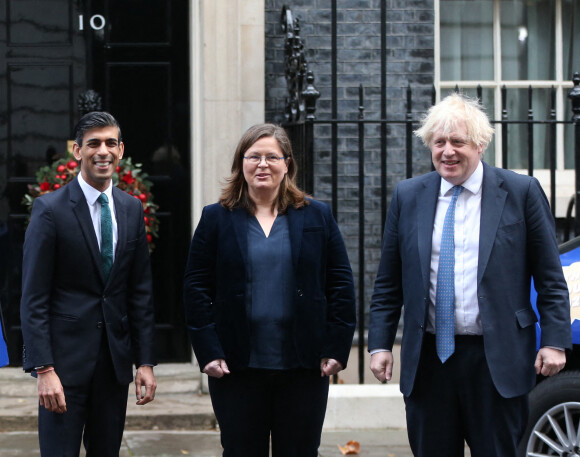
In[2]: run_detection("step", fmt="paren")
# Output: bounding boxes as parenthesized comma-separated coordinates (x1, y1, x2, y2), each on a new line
(0, 364, 216, 432)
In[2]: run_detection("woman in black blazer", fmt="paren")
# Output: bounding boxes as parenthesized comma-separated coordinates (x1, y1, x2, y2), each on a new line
(183, 123, 356, 457)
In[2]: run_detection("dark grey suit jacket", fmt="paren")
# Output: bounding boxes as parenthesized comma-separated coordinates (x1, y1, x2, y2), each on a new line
(369, 162, 572, 398)
(20, 177, 156, 386)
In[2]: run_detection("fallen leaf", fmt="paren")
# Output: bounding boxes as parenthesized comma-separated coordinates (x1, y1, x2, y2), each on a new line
(338, 440, 360, 455)
(180, 451, 189, 455)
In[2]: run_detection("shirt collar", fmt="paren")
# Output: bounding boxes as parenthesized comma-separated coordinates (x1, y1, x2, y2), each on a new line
(77, 173, 114, 206)
(440, 160, 483, 196)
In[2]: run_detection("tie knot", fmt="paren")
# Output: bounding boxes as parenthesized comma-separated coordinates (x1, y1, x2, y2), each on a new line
(98, 193, 109, 205)
(452, 185, 463, 197)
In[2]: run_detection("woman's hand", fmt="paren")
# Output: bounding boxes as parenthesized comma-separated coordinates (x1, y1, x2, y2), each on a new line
(203, 359, 231, 378)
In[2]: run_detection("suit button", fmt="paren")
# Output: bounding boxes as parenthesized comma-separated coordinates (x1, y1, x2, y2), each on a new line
(97, 322, 104, 329)
(297, 289, 304, 297)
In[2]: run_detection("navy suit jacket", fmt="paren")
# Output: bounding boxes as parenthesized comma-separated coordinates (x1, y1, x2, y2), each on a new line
(20, 177, 156, 386)
(183, 200, 356, 372)
(368, 163, 572, 398)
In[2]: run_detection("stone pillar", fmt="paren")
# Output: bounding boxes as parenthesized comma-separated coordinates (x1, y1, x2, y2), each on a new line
(190, 0, 266, 226)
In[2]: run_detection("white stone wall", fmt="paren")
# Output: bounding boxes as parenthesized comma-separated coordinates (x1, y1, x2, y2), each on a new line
(190, 0, 266, 227)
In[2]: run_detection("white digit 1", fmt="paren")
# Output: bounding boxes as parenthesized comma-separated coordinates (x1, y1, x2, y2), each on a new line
(79, 15, 84, 31)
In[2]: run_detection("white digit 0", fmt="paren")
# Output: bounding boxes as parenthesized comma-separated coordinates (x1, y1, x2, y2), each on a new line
(90, 14, 106, 31)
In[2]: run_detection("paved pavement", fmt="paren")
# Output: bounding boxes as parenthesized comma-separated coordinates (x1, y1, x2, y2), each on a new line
(0, 362, 475, 456)
(0, 429, 415, 457)
(0, 361, 419, 456)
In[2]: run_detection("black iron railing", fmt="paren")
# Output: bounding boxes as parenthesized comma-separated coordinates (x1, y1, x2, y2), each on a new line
(279, 5, 580, 384)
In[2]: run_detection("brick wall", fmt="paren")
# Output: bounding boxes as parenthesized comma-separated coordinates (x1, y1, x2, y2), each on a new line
(265, 0, 435, 322)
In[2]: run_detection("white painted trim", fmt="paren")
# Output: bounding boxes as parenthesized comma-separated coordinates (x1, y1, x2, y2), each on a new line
(440, 81, 574, 89)
(556, 0, 563, 84)
(434, 0, 441, 103)
(190, 0, 204, 232)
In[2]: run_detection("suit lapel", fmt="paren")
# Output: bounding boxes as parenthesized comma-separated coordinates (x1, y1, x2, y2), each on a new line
(287, 206, 304, 269)
(417, 172, 440, 293)
(110, 187, 127, 280)
(232, 208, 249, 266)
(69, 178, 104, 282)
(478, 163, 507, 284)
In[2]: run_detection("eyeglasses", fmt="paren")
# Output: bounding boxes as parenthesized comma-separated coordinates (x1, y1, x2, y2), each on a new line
(243, 154, 287, 165)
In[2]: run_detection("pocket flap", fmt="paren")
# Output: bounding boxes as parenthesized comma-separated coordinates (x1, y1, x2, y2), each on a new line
(515, 308, 538, 328)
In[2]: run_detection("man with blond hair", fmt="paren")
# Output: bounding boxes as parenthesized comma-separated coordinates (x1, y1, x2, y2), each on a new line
(369, 93, 571, 457)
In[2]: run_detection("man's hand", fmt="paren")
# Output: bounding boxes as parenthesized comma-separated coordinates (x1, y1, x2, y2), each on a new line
(534, 347, 566, 377)
(320, 358, 343, 377)
(135, 365, 157, 405)
(203, 359, 230, 378)
(37, 370, 67, 414)
(370, 351, 393, 383)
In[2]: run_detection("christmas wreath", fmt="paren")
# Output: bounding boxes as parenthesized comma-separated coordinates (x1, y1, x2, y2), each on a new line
(23, 155, 160, 252)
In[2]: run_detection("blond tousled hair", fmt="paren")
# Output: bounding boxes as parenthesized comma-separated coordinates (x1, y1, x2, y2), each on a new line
(414, 93, 495, 151)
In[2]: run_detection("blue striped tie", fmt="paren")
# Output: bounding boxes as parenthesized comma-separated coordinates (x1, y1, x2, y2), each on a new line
(98, 193, 113, 281)
(436, 185, 463, 363)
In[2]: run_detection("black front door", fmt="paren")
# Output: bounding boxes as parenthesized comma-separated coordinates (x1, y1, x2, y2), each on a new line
(0, 0, 191, 365)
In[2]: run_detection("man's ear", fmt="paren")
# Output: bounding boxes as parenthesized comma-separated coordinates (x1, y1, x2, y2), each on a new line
(118, 141, 125, 159)
(72, 143, 82, 161)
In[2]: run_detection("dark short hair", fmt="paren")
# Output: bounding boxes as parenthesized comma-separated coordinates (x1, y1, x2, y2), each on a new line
(73, 111, 122, 146)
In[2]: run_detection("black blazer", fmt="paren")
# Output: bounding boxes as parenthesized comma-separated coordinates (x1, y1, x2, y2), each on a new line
(183, 199, 356, 371)
(20, 177, 156, 385)
(369, 163, 572, 398)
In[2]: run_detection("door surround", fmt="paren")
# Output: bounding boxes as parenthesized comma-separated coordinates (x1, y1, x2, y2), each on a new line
(190, 1, 266, 226)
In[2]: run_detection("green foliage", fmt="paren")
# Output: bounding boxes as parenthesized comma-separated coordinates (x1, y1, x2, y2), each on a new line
(23, 157, 160, 252)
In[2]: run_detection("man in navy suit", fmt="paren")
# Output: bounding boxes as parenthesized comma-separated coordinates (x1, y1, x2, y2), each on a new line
(20, 112, 157, 456)
(368, 94, 571, 457)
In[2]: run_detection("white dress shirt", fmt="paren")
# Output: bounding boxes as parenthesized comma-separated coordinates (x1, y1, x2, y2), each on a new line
(77, 173, 118, 261)
(427, 161, 483, 335)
